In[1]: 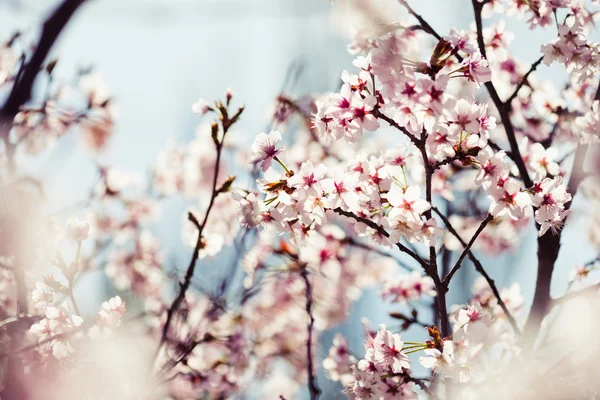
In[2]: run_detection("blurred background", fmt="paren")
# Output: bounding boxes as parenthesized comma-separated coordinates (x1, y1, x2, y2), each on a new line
(1, 0, 599, 397)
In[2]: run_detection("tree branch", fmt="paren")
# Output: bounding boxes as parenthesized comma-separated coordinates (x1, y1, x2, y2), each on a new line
(373, 109, 421, 146)
(521, 83, 597, 349)
(158, 106, 242, 354)
(432, 207, 521, 334)
(397, 0, 444, 42)
(523, 142, 589, 347)
(505, 56, 544, 107)
(471, 0, 533, 189)
(344, 237, 413, 271)
(332, 207, 428, 267)
(300, 265, 321, 400)
(2, 0, 85, 117)
(442, 214, 493, 284)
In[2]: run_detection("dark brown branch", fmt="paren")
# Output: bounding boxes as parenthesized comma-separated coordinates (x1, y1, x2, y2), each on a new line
(443, 214, 493, 284)
(432, 207, 521, 334)
(505, 56, 544, 107)
(300, 266, 321, 400)
(158, 107, 243, 352)
(2, 0, 85, 117)
(0, 0, 85, 319)
(390, 311, 429, 329)
(472, 0, 533, 189)
(374, 98, 450, 337)
(332, 207, 428, 267)
(399, 371, 438, 398)
(523, 72, 595, 345)
(373, 109, 421, 146)
(432, 154, 462, 170)
(415, 128, 449, 338)
(397, 0, 443, 42)
(523, 142, 588, 347)
(159, 211, 206, 347)
(344, 237, 413, 271)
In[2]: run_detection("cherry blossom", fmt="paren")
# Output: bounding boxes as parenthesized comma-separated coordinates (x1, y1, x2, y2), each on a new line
(460, 51, 493, 87)
(381, 271, 436, 304)
(192, 98, 211, 115)
(528, 143, 560, 177)
(3, 1, 600, 398)
(486, 178, 530, 220)
(323, 334, 356, 384)
(249, 130, 285, 172)
(419, 340, 455, 378)
(65, 217, 90, 242)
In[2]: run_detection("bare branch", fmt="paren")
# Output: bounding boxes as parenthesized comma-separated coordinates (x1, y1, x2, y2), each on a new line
(471, 0, 533, 189)
(373, 109, 421, 146)
(332, 207, 428, 267)
(443, 214, 493, 284)
(158, 106, 243, 354)
(397, 1, 443, 42)
(432, 207, 521, 334)
(300, 266, 321, 400)
(2, 0, 85, 117)
(344, 237, 414, 271)
(505, 56, 545, 107)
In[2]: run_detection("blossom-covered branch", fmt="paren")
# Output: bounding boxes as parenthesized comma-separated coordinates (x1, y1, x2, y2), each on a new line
(159, 99, 244, 348)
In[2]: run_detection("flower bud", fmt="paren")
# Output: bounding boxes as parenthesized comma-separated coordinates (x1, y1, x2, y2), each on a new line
(66, 217, 90, 241)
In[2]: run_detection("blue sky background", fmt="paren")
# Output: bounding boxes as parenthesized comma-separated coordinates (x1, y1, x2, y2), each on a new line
(1, 0, 598, 397)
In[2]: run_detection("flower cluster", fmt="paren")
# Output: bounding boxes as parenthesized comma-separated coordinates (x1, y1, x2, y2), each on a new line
(339, 324, 417, 399)
(575, 100, 600, 144)
(542, 19, 600, 81)
(29, 280, 126, 359)
(29, 282, 84, 359)
(11, 71, 115, 154)
(237, 132, 444, 249)
(3, 0, 600, 398)
(381, 271, 436, 304)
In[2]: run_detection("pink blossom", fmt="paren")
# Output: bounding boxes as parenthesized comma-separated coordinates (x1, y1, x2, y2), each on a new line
(461, 51, 492, 86)
(66, 217, 90, 241)
(249, 130, 285, 172)
(372, 324, 410, 373)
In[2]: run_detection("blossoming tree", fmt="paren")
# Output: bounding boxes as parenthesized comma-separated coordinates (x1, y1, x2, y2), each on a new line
(1, 0, 600, 399)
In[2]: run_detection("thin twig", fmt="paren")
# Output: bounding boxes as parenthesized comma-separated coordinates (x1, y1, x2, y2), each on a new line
(397, 0, 442, 41)
(397, 0, 463, 63)
(344, 237, 413, 271)
(505, 56, 544, 106)
(373, 109, 421, 146)
(443, 214, 493, 284)
(300, 266, 321, 400)
(332, 207, 428, 267)
(158, 106, 243, 354)
(432, 207, 521, 334)
(472, 0, 533, 189)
